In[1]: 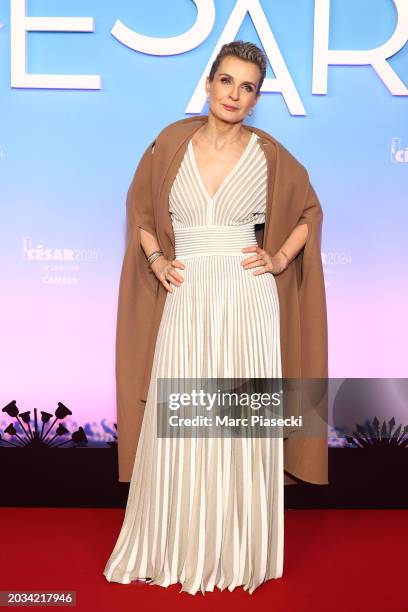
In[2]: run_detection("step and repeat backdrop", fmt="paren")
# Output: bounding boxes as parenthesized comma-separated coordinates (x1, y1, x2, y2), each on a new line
(1, 0, 407, 449)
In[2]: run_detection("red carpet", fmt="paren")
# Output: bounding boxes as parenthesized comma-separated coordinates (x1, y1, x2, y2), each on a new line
(0, 508, 406, 611)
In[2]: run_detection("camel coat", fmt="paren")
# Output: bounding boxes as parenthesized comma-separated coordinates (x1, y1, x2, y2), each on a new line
(115, 114, 329, 486)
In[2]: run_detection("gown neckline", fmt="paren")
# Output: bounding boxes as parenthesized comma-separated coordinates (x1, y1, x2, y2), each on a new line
(188, 131, 256, 201)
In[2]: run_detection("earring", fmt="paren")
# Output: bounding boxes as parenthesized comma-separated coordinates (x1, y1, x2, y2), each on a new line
(248, 107, 253, 116)
(206, 95, 210, 103)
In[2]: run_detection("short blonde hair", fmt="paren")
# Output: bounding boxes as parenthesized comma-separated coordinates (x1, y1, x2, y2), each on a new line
(208, 40, 267, 95)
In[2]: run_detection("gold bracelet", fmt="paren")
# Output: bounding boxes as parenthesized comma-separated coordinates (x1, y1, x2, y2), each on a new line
(147, 250, 163, 266)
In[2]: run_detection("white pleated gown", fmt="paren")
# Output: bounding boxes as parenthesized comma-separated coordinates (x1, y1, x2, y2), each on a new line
(103, 131, 284, 595)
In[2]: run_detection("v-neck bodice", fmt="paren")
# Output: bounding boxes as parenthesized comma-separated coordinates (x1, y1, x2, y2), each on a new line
(169, 131, 267, 227)
(189, 131, 257, 201)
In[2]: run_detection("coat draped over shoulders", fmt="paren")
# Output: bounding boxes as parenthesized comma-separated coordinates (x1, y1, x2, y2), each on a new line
(115, 115, 329, 487)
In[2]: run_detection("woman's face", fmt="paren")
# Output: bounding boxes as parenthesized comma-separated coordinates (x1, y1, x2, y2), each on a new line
(206, 55, 261, 123)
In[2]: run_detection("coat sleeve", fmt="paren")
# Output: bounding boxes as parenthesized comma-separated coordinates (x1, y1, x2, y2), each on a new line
(295, 181, 328, 378)
(125, 140, 158, 246)
(284, 180, 329, 486)
(115, 140, 160, 482)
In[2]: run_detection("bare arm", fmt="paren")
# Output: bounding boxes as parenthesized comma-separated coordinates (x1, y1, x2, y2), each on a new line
(275, 223, 308, 266)
(139, 227, 161, 258)
(139, 226, 185, 292)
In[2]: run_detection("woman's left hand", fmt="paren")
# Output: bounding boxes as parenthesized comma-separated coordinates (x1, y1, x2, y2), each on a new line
(240, 246, 288, 276)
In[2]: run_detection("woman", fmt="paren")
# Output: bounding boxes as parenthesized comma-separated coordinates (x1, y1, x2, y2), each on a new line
(104, 41, 328, 595)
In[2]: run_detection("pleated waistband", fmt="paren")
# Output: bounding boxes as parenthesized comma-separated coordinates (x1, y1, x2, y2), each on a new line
(174, 224, 258, 258)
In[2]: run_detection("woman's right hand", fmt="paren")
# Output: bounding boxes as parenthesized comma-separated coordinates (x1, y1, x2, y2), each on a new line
(150, 256, 186, 293)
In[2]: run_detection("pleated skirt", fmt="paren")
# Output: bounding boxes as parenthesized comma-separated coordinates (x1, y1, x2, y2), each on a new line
(103, 224, 284, 595)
